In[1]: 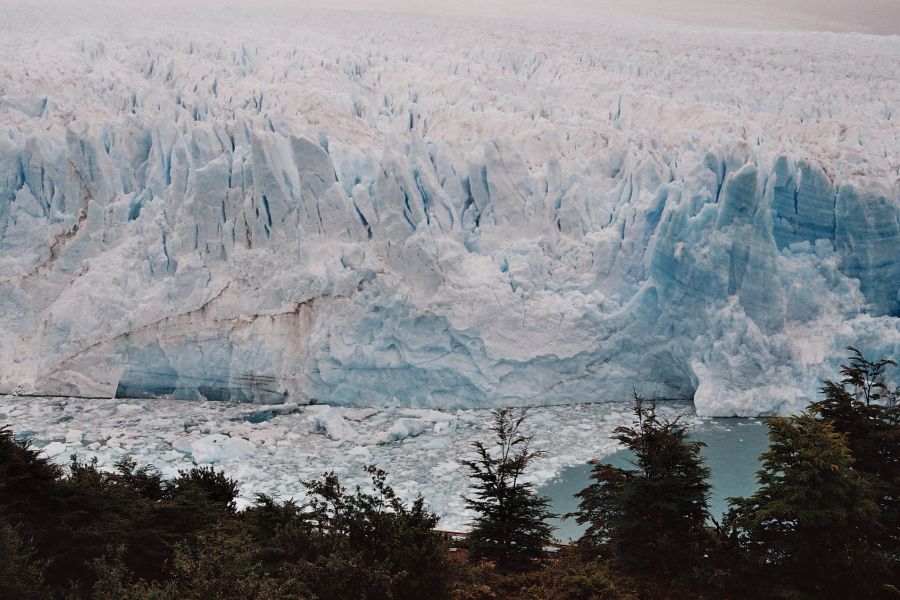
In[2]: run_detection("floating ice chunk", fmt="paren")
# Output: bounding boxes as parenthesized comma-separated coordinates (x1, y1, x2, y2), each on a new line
(160, 450, 184, 462)
(431, 460, 459, 477)
(171, 434, 197, 455)
(0, 397, 657, 531)
(65, 429, 83, 444)
(307, 407, 359, 441)
(42, 441, 67, 458)
(370, 418, 428, 445)
(347, 445, 372, 461)
(422, 437, 451, 451)
(433, 419, 457, 435)
(190, 434, 256, 463)
(234, 497, 255, 512)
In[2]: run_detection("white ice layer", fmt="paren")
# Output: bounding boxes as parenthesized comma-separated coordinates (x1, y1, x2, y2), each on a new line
(0, 4, 898, 415)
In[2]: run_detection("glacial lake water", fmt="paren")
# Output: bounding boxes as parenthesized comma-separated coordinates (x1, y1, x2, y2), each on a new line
(539, 418, 770, 542)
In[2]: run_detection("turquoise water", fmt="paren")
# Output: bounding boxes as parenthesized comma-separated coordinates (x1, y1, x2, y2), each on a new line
(539, 418, 769, 542)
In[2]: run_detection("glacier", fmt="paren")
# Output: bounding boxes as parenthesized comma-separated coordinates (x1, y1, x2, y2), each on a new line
(1, 1, 899, 416)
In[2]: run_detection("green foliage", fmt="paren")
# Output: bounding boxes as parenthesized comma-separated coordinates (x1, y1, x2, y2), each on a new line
(726, 414, 888, 598)
(0, 516, 51, 600)
(241, 493, 316, 567)
(573, 394, 711, 580)
(57, 457, 238, 590)
(0, 425, 241, 597)
(95, 465, 450, 600)
(91, 529, 310, 600)
(113, 457, 165, 501)
(515, 552, 639, 600)
(448, 551, 638, 600)
(462, 408, 555, 570)
(809, 346, 900, 570)
(154, 465, 239, 546)
(810, 347, 900, 480)
(0, 425, 63, 503)
(0, 426, 67, 572)
(170, 465, 239, 513)
(0, 423, 452, 600)
(833, 346, 897, 407)
(294, 465, 452, 599)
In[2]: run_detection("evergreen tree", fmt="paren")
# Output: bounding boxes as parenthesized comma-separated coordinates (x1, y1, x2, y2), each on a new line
(462, 408, 554, 570)
(810, 347, 899, 480)
(808, 347, 900, 589)
(810, 353, 899, 483)
(727, 414, 889, 598)
(573, 394, 712, 580)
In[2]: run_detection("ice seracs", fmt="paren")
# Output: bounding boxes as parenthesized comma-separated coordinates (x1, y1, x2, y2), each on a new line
(0, 3, 898, 416)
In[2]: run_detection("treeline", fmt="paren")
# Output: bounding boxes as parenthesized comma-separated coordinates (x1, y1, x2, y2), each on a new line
(1, 348, 898, 599)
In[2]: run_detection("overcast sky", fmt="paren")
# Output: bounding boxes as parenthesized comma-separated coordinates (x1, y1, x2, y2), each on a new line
(292, 0, 900, 35)
(3, 0, 899, 35)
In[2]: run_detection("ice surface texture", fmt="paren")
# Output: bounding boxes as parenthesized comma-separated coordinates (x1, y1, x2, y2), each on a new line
(0, 4, 898, 415)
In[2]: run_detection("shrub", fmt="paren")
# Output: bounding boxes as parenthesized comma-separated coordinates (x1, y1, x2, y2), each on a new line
(298, 465, 452, 599)
(0, 516, 50, 600)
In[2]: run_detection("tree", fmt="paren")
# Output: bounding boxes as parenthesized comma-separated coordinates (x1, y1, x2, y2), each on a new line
(832, 346, 897, 407)
(808, 347, 900, 589)
(573, 394, 711, 580)
(726, 414, 889, 598)
(810, 347, 899, 480)
(462, 408, 555, 570)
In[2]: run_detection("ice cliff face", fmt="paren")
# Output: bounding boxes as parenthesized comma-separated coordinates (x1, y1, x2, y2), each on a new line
(1, 4, 898, 415)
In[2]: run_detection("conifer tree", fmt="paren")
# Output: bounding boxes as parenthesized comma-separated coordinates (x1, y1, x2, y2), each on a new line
(462, 408, 554, 570)
(573, 394, 711, 579)
(808, 347, 900, 588)
(810, 349, 899, 474)
(809, 348, 899, 491)
(727, 414, 888, 598)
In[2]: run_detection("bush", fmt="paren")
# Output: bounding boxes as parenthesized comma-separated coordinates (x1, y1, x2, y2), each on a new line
(297, 465, 452, 599)
(0, 516, 50, 600)
(516, 552, 639, 600)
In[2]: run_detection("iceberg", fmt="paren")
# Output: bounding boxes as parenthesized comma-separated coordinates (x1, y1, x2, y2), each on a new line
(0, 2, 898, 416)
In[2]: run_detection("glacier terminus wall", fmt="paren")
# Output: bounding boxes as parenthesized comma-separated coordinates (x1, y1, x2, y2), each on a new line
(1, 2, 898, 415)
